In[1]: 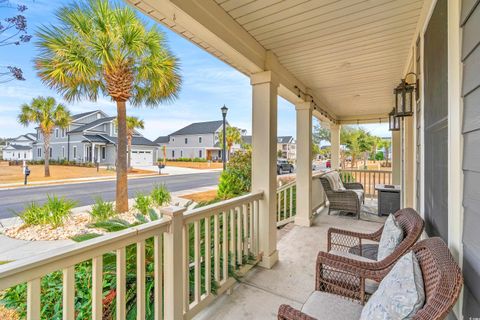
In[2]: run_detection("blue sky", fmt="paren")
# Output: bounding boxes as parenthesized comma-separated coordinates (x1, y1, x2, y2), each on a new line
(0, 0, 389, 140)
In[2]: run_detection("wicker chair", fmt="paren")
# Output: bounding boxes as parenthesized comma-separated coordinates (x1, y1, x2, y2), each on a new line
(278, 237, 463, 320)
(320, 171, 364, 219)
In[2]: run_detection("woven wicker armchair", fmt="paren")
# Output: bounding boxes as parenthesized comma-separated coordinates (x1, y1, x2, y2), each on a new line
(278, 237, 463, 320)
(320, 172, 364, 219)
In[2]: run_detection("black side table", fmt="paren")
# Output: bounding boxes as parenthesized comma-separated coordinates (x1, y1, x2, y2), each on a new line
(375, 184, 401, 216)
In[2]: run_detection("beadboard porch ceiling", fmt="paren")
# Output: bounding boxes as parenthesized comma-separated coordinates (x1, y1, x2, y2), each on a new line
(128, 0, 428, 120)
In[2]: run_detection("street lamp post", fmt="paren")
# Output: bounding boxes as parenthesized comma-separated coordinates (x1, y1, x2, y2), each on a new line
(221, 105, 228, 170)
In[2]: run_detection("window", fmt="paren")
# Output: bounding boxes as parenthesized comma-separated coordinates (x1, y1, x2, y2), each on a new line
(49, 147, 52, 158)
(199, 136, 202, 143)
(101, 146, 106, 160)
(37, 148, 41, 157)
(73, 146, 77, 159)
(24, 152, 27, 159)
(17, 152, 20, 159)
(55, 128, 59, 138)
(62, 129, 66, 138)
(62, 147, 65, 158)
(199, 150, 202, 158)
(185, 138, 188, 144)
(180, 150, 183, 157)
(172, 150, 175, 158)
(172, 137, 175, 142)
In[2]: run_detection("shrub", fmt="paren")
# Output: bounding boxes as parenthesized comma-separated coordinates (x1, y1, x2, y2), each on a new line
(18, 195, 76, 227)
(134, 193, 151, 215)
(150, 184, 171, 208)
(88, 197, 115, 222)
(217, 150, 251, 200)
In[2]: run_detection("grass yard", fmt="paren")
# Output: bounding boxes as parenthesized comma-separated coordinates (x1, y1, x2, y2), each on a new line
(0, 165, 153, 184)
(180, 189, 218, 203)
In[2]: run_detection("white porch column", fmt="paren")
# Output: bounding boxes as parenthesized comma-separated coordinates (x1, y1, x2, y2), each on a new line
(295, 101, 313, 226)
(392, 130, 401, 185)
(330, 124, 341, 169)
(251, 70, 279, 269)
(91, 143, 95, 164)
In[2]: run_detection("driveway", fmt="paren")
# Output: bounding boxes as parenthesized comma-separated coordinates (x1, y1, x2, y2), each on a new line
(0, 171, 221, 219)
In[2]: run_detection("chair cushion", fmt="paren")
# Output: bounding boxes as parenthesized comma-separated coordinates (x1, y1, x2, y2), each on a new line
(351, 189, 364, 202)
(302, 291, 363, 320)
(324, 171, 346, 191)
(329, 250, 379, 294)
(360, 251, 425, 320)
(377, 214, 404, 261)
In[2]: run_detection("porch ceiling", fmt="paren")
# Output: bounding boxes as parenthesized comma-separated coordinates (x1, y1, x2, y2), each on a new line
(127, 0, 427, 121)
(214, 0, 424, 118)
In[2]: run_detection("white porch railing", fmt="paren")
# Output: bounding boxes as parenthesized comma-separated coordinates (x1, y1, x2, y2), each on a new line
(0, 191, 263, 320)
(339, 169, 393, 199)
(276, 171, 327, 226)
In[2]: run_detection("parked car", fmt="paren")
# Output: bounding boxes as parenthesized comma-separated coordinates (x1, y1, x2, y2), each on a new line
(277, 159, 294, 174)
(326, 160, 331, 168)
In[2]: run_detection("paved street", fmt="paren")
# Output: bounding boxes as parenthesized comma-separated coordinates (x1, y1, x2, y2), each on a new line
(0, 171, 220, 219)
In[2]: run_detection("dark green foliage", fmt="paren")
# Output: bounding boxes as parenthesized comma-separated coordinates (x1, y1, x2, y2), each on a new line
(217, 150, 251, 200)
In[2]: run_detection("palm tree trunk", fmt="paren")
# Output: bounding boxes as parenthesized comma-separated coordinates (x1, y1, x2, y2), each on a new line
(44, 133, 51, 177)
(127, 135, 132, 170)
(116, 101, 128, 213)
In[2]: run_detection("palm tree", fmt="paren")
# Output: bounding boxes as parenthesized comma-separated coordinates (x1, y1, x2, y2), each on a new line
(34, 0, 181, 212)
(126, 116, 144, 170)
(218, 126, 242, 160)
(18, 96, 71, 177)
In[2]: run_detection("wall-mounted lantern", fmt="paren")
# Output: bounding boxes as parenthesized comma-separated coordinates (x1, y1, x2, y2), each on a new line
(389, 109, 400, 131)
(394, 73, 417, 117)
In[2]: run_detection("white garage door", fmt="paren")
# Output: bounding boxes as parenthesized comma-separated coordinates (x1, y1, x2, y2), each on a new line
(131, 150, 153, 166)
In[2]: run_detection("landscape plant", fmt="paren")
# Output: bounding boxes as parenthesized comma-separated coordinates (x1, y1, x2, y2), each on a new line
(150, 184, 171, 208)
(217, 150, 251, 199)
(88, 196, 115, 222)
(218, 126, 243, 160)
(18, 195, 77, 227)
(35, 0, 181, 212)
(134, 193, 152, 215)
(18, 97, 72, 177)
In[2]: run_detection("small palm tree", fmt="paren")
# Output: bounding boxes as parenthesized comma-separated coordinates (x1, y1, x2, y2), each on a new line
(218, 126, 242, 160)
(126, 116, 144, 170)
(34, 0, 181, 212)
(18, 96, 71, 177)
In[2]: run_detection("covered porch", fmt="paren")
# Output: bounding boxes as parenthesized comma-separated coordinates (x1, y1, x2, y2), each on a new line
(0, 0, 472, 319)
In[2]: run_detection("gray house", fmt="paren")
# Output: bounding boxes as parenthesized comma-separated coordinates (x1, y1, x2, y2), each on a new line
(155, 120, 243, 161)
(33, 110, 158, 166)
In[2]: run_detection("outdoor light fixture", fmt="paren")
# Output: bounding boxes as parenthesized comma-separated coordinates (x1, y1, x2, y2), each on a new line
(221, 105, 228, 170)
(389, 108, 400, 131)
(394, 72, 417, 117)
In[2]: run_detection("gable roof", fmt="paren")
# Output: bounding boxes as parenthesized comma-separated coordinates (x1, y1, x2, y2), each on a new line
(69, 117, 116, 133)
(5, 144, 32, 150)
(154, 136, 169, 144)
(277, 136, 294, 144)
(170, 120, 226, 136)
(242, 135, 252, 145)
(101, 135, 158, 147)
(72, 110, 99, 120)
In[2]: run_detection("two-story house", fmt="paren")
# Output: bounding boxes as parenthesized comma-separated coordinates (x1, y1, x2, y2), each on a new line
(2, 133, 37, 161)
(33, 110, 158, 167)
(155, 120, 241, 161)
(242, 135, 296, 160)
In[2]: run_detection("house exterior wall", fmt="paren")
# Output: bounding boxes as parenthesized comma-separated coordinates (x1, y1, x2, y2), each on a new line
(2, 149, 32, 161)
(460, 0, 480, 316)
(165, 133, 218, 160)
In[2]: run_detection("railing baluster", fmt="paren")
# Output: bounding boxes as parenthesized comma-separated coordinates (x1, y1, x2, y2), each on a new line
(63, 266, 75, 320)
(154, 234, 163, 320)
(194, 220, 201, 303)
(289, 186, 293, 218)
(116, 247, 126, 320)
(222, 211, 228, 281)
(92, 256, 103, 320)
(249, 203, 254, 255)
(214, 214, 220, 282)
(183, 225, 190, 311)
(237, 207, 242, 266)
(27, 278, 40, 320)
(277, 192, 281, 221)
(205, 216, 211, 295)
(254, 200, 259, 257)
(283, 189, 287, 220)
(137, 241, 146, 320)
(242, 204, 248, 258)
(230, 209, 236, 269)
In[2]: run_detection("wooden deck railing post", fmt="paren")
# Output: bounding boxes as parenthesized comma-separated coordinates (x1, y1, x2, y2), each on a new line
(162, 206, 186, 320)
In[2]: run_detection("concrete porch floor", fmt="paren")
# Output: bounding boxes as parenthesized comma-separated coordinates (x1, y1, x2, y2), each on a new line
(195, 203, 386, 320)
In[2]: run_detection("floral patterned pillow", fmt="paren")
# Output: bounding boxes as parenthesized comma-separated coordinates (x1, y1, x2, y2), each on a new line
(360, 251, 425, 320)
(377, 214, 404, 261)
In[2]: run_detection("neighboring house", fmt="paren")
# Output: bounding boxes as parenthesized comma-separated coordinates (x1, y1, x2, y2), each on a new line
(32, 110, 158, 166)
(1, 133, 36, 161)
(154, 120, 242, 161)
(242, 135, 296, 160)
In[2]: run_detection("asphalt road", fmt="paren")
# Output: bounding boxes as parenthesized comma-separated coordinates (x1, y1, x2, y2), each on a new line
(0, 172, 221, 219)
